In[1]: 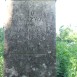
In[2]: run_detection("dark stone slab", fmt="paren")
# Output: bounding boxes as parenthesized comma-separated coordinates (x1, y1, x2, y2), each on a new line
(4, 1, 56, 54)
(4, 0, 56, 77)
(4, 54, 56, 77)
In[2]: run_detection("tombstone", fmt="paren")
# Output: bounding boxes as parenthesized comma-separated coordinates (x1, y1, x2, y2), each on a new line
(4, 0, 56, 77)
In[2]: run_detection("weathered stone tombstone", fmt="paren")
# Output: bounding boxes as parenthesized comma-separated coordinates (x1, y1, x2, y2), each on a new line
(4, 0, 56, 77)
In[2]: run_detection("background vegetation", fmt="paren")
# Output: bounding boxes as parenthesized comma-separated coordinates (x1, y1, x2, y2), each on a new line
(0, 26, 77, 77)
(56, 26, 77, 77)
(0, 28, 4, 77)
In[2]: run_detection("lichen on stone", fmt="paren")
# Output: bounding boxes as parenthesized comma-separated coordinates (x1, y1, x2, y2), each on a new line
(6, 66, 18, 77)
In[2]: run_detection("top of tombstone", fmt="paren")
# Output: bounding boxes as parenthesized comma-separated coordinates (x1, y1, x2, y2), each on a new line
(6, 0, 56, 1)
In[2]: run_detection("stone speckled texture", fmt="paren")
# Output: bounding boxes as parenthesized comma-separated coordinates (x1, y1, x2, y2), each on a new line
(4, 54, 55, 77)
(4, 0, 56, 77)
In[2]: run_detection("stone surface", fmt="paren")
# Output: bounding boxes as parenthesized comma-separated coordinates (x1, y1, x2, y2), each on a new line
(4, 54, 55, 77)
(4, 0, 56, 77)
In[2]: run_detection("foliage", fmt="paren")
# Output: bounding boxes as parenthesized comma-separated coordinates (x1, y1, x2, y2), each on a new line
(0, 56, 4, 77)
(0, 28, 4, 42)
(56, 26, 77, 77)
(56, 41, 70, 77)
(0, 28, 4, 77)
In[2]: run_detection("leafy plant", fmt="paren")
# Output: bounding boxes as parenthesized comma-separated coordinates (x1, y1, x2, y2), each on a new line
(56, 25, 77, 77)
(0, 28, 4, 77)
